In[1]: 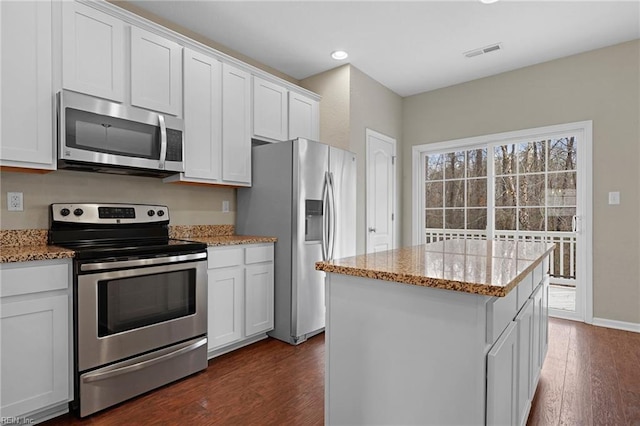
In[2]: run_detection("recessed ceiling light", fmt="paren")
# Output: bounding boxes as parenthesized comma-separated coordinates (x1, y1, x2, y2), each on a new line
(331, 50, 348, 60)
(479, 0, 499, 3)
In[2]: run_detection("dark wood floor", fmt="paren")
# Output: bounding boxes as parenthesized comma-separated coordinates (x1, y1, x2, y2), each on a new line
(45, 318, 640, 425)
(528, 318, 640, 426)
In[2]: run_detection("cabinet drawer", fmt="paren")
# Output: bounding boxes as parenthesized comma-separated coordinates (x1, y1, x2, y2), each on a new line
(245, 245, 274, 264)
(208, 248, 243, 269)
(0, 261, 69, 298)
(486, 287, 518, 345)
(517, 272, 534, 311)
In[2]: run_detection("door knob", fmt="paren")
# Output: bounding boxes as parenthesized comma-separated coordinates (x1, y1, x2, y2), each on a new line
(368, 227, 376, 233)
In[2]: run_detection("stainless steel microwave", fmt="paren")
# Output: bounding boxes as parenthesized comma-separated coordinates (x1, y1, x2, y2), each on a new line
(57, 90, 184, 177)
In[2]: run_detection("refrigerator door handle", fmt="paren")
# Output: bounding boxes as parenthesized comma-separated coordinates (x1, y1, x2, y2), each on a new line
(321, 172, 329, 261)
(328, 172, 337, 260)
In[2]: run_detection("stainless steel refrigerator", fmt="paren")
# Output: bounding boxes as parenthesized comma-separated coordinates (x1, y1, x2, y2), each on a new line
(237, 138, 356, 344)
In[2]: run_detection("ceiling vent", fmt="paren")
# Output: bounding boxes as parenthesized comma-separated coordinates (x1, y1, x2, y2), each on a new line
(464, 42, 503, 58)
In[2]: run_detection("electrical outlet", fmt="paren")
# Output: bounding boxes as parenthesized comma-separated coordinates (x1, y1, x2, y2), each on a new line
(222, 200, 230, 213)
(7, 192, 23, 211)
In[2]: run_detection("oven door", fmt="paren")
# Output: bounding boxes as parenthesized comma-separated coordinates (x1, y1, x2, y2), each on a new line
(77, 255, 207, 372)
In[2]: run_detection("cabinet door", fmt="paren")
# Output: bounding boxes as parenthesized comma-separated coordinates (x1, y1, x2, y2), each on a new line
(183, 48, 222, 181)
(62, 1, 124, 102)
(0, 294, 69, 417)
(530, 283, 544, 396)
(541, 278, 549, 363)
(289, 91, 319, 141)
(515, 299, 534, 426)
(253, 76, 288, 142)
(487, 321, 518, 426)
(0, 1, 54, 168)
(244, 263, 274, 337)
(222, 64, 251, 185)
(208, 267, 243, 351)
(131, 26, 183, 116)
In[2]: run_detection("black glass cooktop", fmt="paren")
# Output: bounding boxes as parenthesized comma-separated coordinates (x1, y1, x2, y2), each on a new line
(53, 238, 207, 261)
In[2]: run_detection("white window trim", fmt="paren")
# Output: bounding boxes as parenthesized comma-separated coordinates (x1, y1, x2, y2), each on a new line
(412, 120, 593, 323)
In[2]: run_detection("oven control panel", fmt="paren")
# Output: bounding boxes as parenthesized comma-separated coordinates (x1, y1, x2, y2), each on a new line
(51, 203, 169, 224)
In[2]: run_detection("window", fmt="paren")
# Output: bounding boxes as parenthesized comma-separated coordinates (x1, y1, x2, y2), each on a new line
(424, 149, 487, 233)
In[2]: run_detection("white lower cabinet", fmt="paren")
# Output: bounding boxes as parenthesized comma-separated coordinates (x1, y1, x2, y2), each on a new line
(207, 243, 274, 357)
(487, 321, 519, 426)
(208, 266, 244, 349)
(487, 265, 549, 426)
(0, 260, 72, 422)
(515, 299, 535, 426)
(245, 263, 274, 337)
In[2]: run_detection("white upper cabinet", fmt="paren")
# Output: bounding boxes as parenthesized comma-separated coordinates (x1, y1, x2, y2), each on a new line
(62, 1, 124, 102)
(289, 91, 320, 141)
(252, 76, 320, 143)
(0, 0, 55, 169)
(252, 76, 288, 142)
(130, 26, 182, 116)
(222, 63, 252, 185)
(182, 48, 222, 181)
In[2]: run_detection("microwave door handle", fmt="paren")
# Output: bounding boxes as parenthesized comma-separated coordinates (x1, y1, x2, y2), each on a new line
(158, 114, 167, 169)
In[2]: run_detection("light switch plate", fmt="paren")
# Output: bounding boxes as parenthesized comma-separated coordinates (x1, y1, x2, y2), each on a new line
(222, 200, 230, 213)
(608, 191, 620, 205)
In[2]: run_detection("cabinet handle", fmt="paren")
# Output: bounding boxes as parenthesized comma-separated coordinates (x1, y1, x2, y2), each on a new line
(368, 227, 376, 233)
(158, 114, 167, 169)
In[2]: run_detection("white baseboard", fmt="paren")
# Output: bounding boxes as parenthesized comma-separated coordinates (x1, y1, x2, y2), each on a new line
(592, 317, 640, 333)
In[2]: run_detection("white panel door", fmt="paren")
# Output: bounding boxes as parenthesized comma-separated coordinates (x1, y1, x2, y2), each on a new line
(244, 263, 274, 337)
(253, 76, 288, 142)
(207, 267, 243, 351)
(288, 92, 319, 140)
(0, 295, 69, 417)
(131, 26, 182, 116)
(0, 0, 54, 168)
(366, 129, 396, 253)
(222, 63, 251, 185)
(183, 48, 222, 181)
(62, 1, 124, 102)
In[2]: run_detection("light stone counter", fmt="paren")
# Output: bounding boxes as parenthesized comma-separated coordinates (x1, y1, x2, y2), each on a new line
(316, 239, 554, 297)
(0, 226, 276, 263)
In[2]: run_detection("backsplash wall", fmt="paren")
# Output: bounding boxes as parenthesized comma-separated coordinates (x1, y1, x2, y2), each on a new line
(0, 170, 236, 230)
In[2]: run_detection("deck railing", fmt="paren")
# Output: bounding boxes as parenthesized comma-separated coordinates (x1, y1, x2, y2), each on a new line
(424, 229, 577, 282)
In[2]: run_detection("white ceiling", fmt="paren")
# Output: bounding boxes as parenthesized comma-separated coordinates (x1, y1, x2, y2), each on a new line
(128, 0, 640, 97)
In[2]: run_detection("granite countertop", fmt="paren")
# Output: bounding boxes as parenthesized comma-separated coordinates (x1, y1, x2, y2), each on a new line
(316, 239, 555, 297)
(0, 229, 75, 263)
(0, 226, 276, 264)
(187, 235, 278, 247)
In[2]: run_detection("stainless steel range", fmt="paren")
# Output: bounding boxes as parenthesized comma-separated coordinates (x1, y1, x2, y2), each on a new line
(48, 203, 208, 417)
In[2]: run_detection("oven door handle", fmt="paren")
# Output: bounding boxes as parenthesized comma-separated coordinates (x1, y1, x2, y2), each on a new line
(80, 252, 207, 272)
(82, 337, 207, 383)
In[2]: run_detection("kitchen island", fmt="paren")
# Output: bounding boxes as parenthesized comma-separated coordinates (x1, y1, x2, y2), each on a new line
(316, 239, 554, 426)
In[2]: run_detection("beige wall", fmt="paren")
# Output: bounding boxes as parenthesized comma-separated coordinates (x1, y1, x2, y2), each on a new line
(0, 170, 235, 229)
(300, 65, 351, 150)
(302, 65, 403, 255)
(350, 67, 403, 255)
(401, 40, 640, 324)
